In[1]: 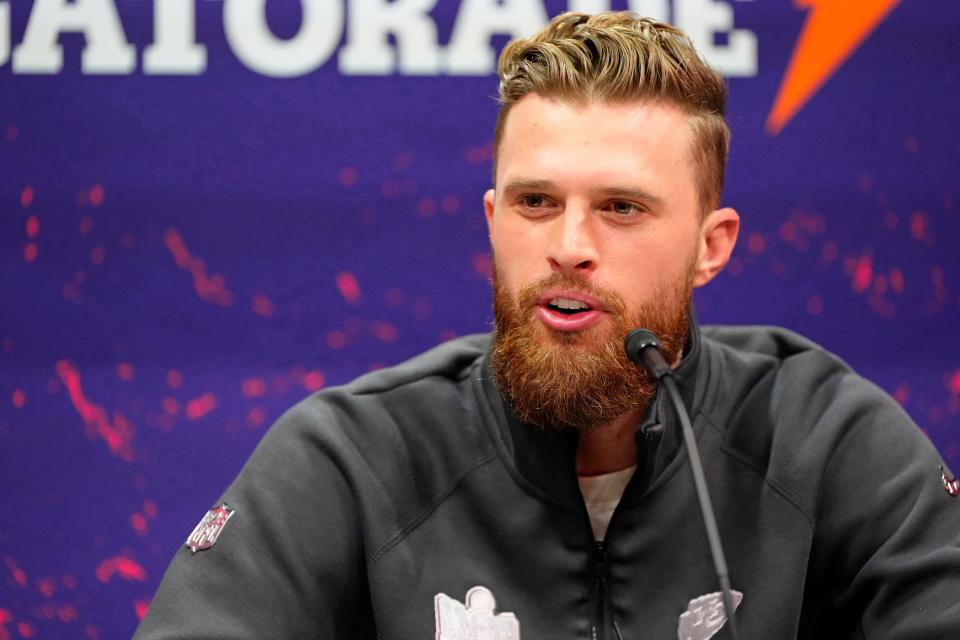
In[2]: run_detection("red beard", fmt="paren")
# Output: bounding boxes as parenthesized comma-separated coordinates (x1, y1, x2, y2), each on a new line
(490, 259, 695, 431)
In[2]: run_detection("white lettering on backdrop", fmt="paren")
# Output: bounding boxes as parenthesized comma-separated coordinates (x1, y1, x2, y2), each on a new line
(1, 0, 758, 77)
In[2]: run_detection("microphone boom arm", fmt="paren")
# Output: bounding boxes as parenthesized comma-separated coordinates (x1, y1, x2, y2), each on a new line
(624, 329, 743, 640)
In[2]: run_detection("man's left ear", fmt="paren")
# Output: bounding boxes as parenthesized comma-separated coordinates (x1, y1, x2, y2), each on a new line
(693, 207, 740, 288)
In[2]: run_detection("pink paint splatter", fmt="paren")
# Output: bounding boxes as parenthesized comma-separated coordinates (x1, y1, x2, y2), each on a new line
(163, 229, 235, 307)
(889, 268, 905, 294)
(412, 298, 433, 320)
(162, 397, 179, 416)
(246, 407, 266, 428)
(242, 378, 267, 398)
(62, 281, 83, 304)
(116, 362, 135, 381)
(95, 556, 146, 583)
(391, 152, 415, 172)
(11, 390, 25, 409)
(948, 371, 960, 395)
(441, 195, 460, 215)
(185, 393, 217, 421)
(336, 272, 361, 305)
(24, 215, 39, 238)
(417, 197, 437, 218)
(37, 577, 55, 598)
(852, 255, 873, 293)
(302, 370, 325, 391)
(20, 187, 34, 208)
(5, 558, 27, 587)
(134, 600, 150, 621)
(910, 211, 930, 242)
(472, 253, 492, 279)
(337, 166, 359, 187)
(130, 512, 148, 535)
(747, 232, 766, 255)
(55, 360, 135, 462)
(893, 383, 910, 406)
(820, 241, 838, 263)
(370, 321, 398, 344)
(326, 330, 348, 350)
(23, 243, 38, 262)
(166, 370, 183, 389)
(251, 292, 275, 318)
(89, 184, 104, 206)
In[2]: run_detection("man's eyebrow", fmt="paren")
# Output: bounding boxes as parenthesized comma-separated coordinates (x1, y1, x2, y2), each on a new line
(596, 186, 665, 207)
(499, 179, 557, 194)
(499, 180, 666, 206)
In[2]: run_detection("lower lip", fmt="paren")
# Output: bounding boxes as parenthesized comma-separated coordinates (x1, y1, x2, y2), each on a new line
(536, 305, 604, 332)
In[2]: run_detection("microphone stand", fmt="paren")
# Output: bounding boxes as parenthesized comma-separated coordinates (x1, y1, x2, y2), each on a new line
(625, 329, 743, 640)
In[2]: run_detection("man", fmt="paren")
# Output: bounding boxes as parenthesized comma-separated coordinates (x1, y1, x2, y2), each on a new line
(135, 12, 960, 639)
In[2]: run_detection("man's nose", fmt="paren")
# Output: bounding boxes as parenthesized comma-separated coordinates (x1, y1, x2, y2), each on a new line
(547, 206, 598, 276)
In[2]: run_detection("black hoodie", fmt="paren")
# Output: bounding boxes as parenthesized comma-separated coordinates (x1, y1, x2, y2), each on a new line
(135, 322, 960, 639)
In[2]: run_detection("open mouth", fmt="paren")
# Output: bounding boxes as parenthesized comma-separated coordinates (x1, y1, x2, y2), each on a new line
(546, 297, 592, 315)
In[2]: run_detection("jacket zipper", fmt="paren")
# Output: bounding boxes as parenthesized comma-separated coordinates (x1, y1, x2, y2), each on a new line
(589, 423, 661, 640)
(592, 541, 606, 640)
(592, 541, 625, 640)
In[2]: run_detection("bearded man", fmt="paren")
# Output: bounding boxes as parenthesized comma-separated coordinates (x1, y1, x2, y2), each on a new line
(135, 12, 960, 640)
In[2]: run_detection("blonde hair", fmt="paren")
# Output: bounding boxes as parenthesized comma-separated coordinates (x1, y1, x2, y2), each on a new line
(494, 12, 729, 213)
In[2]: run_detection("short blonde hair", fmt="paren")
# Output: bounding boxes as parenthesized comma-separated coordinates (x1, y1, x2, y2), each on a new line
(494, 12, 729, 213)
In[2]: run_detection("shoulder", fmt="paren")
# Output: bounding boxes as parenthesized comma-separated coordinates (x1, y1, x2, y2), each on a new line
(699, 325, 936, 512)
(266, 333, 492, 450)
(226, 335, 496, 553)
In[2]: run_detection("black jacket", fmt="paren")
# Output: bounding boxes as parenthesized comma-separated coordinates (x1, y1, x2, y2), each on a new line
(135, 323, 960, 639)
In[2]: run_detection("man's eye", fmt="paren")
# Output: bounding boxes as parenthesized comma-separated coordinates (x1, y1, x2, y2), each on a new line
(610, 200, 641, 216)
(521, 194, 546, 208)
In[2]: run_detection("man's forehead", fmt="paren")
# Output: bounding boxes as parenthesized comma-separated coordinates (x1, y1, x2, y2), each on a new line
(494, 95, 696, 196)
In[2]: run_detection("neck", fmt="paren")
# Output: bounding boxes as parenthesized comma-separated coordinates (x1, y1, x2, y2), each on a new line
(575, 344, 685, 476)
(575, 409, 642, 476)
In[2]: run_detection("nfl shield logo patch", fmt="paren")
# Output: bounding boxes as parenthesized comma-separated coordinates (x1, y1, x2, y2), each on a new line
(186, 504, 235, 553)
(435, 586, 520, 640)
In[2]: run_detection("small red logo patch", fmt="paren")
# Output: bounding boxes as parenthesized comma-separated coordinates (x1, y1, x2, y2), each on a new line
(941, 466, 960, 497)
(186, 504, 235, 553)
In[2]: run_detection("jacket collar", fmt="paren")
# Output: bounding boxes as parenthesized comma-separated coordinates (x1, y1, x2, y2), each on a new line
(473, 311, 707, 506)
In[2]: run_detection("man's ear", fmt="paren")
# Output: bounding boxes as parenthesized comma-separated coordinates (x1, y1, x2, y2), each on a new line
(483, 188, 496, 238)
(693, 207, 740, 288)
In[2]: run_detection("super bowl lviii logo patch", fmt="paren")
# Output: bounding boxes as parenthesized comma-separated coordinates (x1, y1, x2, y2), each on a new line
(185, 504, 235, 553)
(434, 585, 520, 640)
(677, 590, 743, 640)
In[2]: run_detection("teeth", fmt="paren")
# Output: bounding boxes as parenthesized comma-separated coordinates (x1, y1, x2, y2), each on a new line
(549, 297, 590, 310)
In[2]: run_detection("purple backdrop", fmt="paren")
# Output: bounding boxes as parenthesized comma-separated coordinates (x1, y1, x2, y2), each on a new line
(1, 0, 958, 637)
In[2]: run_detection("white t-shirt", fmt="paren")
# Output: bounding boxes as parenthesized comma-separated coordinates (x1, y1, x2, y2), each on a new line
(578, 465, 637, 541)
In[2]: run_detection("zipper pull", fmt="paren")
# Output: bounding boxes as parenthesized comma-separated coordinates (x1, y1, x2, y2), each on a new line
(594, 541, 607, 577)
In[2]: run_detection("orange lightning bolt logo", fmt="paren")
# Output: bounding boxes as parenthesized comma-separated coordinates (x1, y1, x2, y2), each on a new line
(766, 0, 902, 135)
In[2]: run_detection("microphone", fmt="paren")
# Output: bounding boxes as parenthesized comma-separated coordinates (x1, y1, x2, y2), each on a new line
(624, 329, 743, 640)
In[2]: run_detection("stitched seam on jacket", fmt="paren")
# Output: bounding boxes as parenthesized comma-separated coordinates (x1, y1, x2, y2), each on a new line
(368, 453, 498, 567)
(703, 413, 816, 529)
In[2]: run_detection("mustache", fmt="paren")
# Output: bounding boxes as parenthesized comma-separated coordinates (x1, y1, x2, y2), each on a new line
(514, 272, 627, 316)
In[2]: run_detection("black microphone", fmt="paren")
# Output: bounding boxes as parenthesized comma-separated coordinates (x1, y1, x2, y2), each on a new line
(624, 329, 743, 640)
